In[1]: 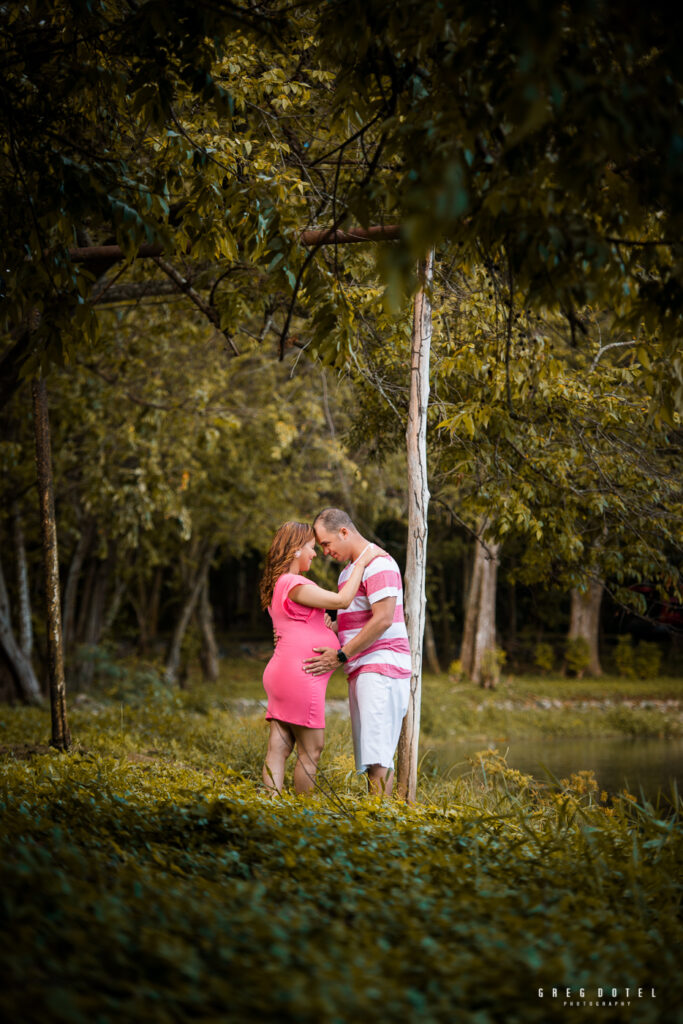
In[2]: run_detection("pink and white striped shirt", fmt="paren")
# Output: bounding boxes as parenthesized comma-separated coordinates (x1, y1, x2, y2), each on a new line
(337, 553, 412, 681)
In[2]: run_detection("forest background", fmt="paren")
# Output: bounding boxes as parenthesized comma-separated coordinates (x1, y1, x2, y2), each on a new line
(1, 3, 683, 1022)
(1, 0, 681, 712)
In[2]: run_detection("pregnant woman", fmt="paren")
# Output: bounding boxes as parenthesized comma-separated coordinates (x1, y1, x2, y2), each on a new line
(259, 520, 374, 794)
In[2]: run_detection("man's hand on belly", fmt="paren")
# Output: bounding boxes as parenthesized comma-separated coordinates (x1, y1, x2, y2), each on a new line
(303, 647, 339, 675)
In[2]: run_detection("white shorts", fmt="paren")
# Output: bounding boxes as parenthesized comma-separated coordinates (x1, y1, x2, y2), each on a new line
(348, 672, 411, 772)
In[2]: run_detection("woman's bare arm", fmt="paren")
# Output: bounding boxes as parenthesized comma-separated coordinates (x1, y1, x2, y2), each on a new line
(289, 545, 375, 610)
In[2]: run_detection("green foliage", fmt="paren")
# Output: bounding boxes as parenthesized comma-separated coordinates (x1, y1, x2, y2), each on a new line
(615, 639, 665, 681)
(564, 638, 591, 678)
(2, 0, 681, 671)
(313, 1, 683, 420)
(0, 0, 358, 386)
(76, 644, 176, 707)
(416, 670, 683, 743)
(4, 0, 683, 423)
(479, 646, 506, 688)
(533, 642, 555, 675)
(1, 298, 406, 653)
(614, 636, 637, 679)
(634, 642, 664, 681)
(0, 673, 682, 1021)
(432, 267, 681, 594)
(344, 252, 682, 605)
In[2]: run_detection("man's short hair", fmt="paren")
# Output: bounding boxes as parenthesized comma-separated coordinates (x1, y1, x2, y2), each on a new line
(313, 507, 357, 533)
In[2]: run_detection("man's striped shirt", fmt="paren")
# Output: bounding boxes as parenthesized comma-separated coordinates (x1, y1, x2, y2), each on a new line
(337, 553, 412, 681)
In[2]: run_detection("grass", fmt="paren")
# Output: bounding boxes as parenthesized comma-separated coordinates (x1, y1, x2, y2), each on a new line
(185, 655, 683, 740)
(0, 657, 681, 1022)
(419, 676, 683, 741)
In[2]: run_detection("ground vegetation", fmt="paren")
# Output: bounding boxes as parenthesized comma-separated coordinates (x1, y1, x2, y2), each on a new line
(0, 661, 680, 1022)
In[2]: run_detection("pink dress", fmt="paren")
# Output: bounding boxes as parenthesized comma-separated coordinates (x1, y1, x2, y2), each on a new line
(263, 573, 340, 729)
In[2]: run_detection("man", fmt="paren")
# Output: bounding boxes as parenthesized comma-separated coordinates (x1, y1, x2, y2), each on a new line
(303, 508, 411, 795)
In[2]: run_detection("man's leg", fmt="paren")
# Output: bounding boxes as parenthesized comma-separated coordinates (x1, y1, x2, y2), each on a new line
(354, 673, 410, 797)
(263, 719, 294, 793)
(347, 676, 363, 769)
(367, 764, 394, 796)
(291, 725, 324, 794)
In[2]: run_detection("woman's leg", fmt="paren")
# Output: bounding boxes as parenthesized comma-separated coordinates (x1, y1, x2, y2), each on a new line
(290, 725, 324, 794)
(263, 719, 294, 793)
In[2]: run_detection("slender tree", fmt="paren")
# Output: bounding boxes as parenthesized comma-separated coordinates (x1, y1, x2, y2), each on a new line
(460, 525, 502, 687)
(0, 550, 42, 705)
(32, 379, 70, 748)
(197, 575, 220, 683)
(11, 503, 33, 658)
(165, 544, 216, 686)
(397, 252, 433, 802)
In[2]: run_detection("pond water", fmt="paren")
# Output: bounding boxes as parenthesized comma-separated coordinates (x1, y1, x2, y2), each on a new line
(430, 736, 683, 802)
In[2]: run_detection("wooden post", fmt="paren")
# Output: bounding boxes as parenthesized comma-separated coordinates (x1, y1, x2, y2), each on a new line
(396, 252, 433, 802)
(32, 378, 71, 750)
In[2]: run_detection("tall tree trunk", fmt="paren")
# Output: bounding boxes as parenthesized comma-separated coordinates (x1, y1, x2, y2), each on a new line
(424, 609, 441, 675)
(165, 544, 216, 685)
(75, 558, 96, 645)
(568, 580, 604, 676)
(148, 566, 162, 647)
(12, 503, 33, 657)
(460, 535, 484, 676)
(0, 549, 43, 704)
(462, 548, 471, 617)
(33, 378, 71, 748)
(76, 557, 110, 689)
(62, 520, 94, 652)
(237, 563, 248, 617)
(460, 526, 501, 687)
(397, 251, 433, 803)
(507, 580, 517, 646)
(471, 540, 500, 687)
(133, 574, 150, 654)
(132, 564, 162, 655)
(437, 564, 452, 665)
(103, 578, 126, 635)
(197, 574, 220, 682)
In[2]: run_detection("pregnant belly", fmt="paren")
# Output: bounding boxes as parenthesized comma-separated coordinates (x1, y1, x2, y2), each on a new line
(264, 623, 339, 694)
(280, 622, 339, 656)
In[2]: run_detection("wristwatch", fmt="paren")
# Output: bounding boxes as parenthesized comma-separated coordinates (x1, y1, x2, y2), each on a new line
(336, 649, 348, 664)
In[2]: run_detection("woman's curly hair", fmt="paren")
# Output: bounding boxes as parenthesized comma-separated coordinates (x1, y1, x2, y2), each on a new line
(259, 521, 315, 609)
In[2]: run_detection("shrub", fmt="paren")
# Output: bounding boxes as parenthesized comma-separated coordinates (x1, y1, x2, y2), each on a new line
(479, 647, 506, 688)
(447, 659, 464, 681)
(614, 635, 636, 678)
(533, 642, 555, 675)
(634, 641, 663, 679)
(564, 637, 591, 677)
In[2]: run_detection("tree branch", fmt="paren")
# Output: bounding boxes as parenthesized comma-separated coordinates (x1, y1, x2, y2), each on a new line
(152, 257, 240, 356)
(589, 340, 637, 371)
